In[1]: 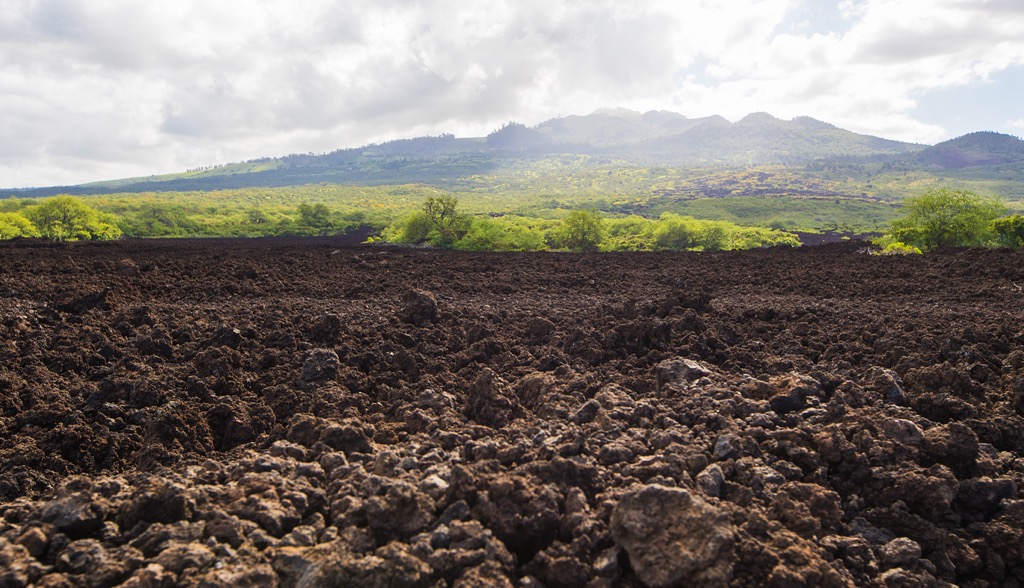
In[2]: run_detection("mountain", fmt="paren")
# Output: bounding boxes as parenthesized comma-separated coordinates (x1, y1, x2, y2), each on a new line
(1, 110, 934, 197)
(911, 131, 1024, 169)
(629, 112, 920, 165)
(533, 108, 703, 145)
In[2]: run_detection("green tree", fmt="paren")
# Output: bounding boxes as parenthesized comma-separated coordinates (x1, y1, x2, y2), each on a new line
(23, 196, 122, 241)
(423, 195, 466, 245)
(454, 217, 546, 252)
(888, 188, 1006, 250)
(653, 214, 697, 250)
(385, 211, 433, 244)
(555, 210, 605, 252)
(0, 212, 40, 239)
(118, 203, 199, 237)
(993, 214, 1024, 249)
(602, 216, 655, 251)
(697, 221, 731, 251)
(297, 202, 334, 232)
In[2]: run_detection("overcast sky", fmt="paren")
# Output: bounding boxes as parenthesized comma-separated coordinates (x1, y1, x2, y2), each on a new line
(2, 0, 1023, 188)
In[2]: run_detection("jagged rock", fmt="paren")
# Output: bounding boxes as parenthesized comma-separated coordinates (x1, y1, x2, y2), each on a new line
(151, 543, 215, 576)
(454, 560, 515, 588)
(275, 541, 432, 588)
(712, 434, 742, 460)
(55, 539, 143, 586)
(363, 479, 434, 541)
(15, 526, 49, 559)
(464, 368, 524, 428)
(655, 358, 713, 392)
(955, 477, 1017, 519)
(319, 421, 373, 454)
(473, 474, 561, 561)
(41, 492, 107, 538)
(525, 317, 557, 343)
(878, 537, 922, 568)
(120, 563, 177, 587)
(922, 422, 979, 476)
(611, 484, 734, 587)
(696, 464, 725, 498)
(399, 289, 438, 327)
(302, 349, 340, 382)
(865, 367, 908, 405)
(880, 419, 924, 445)
(0, 537, 47, 587)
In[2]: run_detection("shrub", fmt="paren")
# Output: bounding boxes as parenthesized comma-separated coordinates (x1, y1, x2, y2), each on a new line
(22, 196, 122, 241)
(454, 217, 546, 252)
(554, 210, 605, 252)
(382, 211, 433, 244)
(887, 188, 1005, 250)
(0, 212, 40, 239)
(993, 214, 1024, 249)
(423, 195, 468, 246)
(652, 214, 697, 251)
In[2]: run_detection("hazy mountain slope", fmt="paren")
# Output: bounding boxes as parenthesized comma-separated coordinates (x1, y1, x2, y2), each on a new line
(0, 110, 962, 198)
(627, 113, 922, 165)
(534, 108, 710, 145)
(911, 131, 1024, 168)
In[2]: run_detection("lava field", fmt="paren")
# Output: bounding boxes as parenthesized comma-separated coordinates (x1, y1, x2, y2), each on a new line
(1, 237, 1023, 587)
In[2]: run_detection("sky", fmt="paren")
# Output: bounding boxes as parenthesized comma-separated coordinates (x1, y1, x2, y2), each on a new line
(2, 0, 1024, 188)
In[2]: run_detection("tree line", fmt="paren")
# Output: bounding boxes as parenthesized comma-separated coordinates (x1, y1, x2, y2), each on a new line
(377, 195, 802, 252)
(2, 189, 1021, 253)
(0, 196, 372, 241)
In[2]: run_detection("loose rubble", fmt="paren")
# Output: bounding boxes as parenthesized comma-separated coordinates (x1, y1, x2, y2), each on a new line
(1, 237, 1023, 586)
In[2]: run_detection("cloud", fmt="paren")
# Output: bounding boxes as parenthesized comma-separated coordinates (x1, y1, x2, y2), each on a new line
(1, 0, 1023, 187)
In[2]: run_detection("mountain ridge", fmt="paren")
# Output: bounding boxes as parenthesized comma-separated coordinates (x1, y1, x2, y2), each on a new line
(5, 110, 1023, 198)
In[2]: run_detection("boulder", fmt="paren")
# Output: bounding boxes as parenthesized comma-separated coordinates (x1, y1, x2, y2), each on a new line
(399, 289, 438, 327)
(611, 484, 734, 587)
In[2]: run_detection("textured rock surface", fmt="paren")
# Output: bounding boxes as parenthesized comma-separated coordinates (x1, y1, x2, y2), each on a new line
(0, 239, 1022, 585)
(611, 485, 734, 587)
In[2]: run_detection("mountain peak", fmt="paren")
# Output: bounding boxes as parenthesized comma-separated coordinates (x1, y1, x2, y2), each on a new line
(589, 107, 644, 120)
(736, 112, 781, 126)
(791, 116, 836, 130)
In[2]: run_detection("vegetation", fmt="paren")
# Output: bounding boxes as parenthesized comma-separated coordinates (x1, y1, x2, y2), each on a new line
(554, 210, 605, 252)
(14, 197, 121, 241)
(0, 182, 1017, 255)
(993, 215, 1024, 249)
(0, 212, 40, 239)
(380, 199, 799, 252)
(883, 188, 1006, 250)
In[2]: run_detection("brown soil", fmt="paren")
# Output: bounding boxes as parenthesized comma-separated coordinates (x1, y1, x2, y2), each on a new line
(1, 237, 1022, 587)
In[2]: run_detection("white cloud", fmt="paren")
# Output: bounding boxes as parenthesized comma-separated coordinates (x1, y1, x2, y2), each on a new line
(1, 0, 1023, 187)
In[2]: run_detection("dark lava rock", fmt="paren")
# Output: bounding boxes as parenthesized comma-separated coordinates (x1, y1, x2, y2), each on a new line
(302, 348, 341, 382)
(3, 237, 1024, 587)
(399, 289, 438, 327)
(611, 484, 734, 587)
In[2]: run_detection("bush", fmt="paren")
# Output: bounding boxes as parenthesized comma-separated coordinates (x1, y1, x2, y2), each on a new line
(993, 214, 1024, 249)
(554, 210, 605, 252)
(0, 212, 40, 239)
(871, 235, 922, 255)
(887, 188, 1005, 250)
(454, 217, 546, 252)
(652, 214, 697, 251)
(601, 216, 656, 251)
(382, 211, 433, 244)
(423, 195, 468, 246)
(23, 196, 122, 241)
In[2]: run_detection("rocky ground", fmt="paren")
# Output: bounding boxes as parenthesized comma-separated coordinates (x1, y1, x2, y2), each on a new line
(1, 237, 1023, 587)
